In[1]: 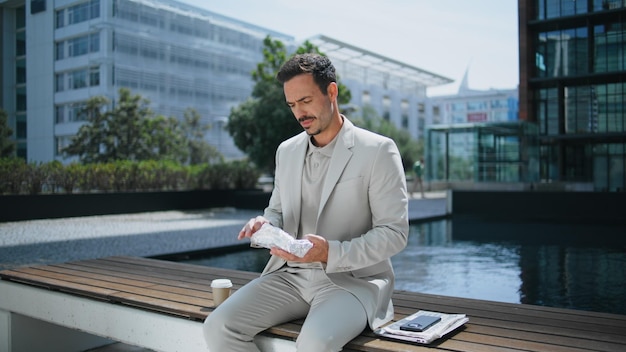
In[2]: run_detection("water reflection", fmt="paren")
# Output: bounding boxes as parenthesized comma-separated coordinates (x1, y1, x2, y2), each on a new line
(392, 220, 522, 304)
(181, 219, 626, 314)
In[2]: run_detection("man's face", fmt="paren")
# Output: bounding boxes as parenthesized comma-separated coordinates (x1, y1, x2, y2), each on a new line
(284, 74, 335, 137)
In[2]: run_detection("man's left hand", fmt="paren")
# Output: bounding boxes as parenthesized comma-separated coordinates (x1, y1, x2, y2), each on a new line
(270, 234, 329, 263)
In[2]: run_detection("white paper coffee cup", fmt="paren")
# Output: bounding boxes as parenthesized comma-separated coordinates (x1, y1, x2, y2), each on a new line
(211, 279, 232, 307)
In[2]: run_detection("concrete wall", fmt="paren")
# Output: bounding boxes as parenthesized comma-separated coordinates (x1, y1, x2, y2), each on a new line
(451, 190, 626, 225)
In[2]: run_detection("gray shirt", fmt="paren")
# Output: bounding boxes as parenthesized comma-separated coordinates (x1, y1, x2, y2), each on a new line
(298, 135, 337, 238)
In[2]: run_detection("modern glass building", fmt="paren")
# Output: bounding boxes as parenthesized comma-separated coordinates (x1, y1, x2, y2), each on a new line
(0, 0, 295, 161)
(519, 0, 626, 191)
(430, 69, 519, 125)
(426, 121, 539, 184)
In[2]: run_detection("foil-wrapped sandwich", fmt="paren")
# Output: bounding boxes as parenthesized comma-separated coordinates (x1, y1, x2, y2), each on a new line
(250, 223, 313, 257)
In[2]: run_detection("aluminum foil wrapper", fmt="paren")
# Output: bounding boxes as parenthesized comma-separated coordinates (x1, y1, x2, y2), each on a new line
(250, 223, 313, 258)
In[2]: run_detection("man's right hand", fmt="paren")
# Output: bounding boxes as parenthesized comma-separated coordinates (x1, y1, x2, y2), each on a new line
(238, 216, 270, 240)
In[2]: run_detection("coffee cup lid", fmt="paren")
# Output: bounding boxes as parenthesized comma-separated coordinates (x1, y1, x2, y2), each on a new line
(211, 279, 232, 288)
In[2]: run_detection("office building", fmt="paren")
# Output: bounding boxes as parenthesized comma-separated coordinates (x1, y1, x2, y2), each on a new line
(430, 68, 519, 125)
(424, 68, 524, 184)
(519, 0, 626, 191)
(0, 0, 294, 161)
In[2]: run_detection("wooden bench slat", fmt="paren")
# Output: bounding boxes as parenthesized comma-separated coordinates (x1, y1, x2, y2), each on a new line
(0, 268, 117, 299)
(69, 257, 257, 287)
(393, 290, 626, 323)
(2, 266, 216, 313)
(453, 330, 601, 352)
(391, 300, 626, 346)
(43, 263, 216, 301)
(54, 262, 215, 292)
(106, 256, 261, 280)
(391, 294, 624, 335)
(106, 291, 209, 320)
(466, 324, 626, 352)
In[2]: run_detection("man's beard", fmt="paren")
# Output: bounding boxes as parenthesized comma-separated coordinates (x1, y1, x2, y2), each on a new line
(299, 116, 321, 135)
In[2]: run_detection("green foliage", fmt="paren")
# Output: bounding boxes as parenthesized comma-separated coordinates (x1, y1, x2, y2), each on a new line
(0, 109, 16, 157)
(352, 105, 424, 171)
(182, 108, 223, 165)
(227, 36, 352, 174)
(63, 89, 220, 164)
(0, 157, 27, 194)
(0, 158, 261, 195)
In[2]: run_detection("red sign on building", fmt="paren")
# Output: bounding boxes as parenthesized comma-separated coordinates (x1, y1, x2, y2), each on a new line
(467, 112, 487, 122)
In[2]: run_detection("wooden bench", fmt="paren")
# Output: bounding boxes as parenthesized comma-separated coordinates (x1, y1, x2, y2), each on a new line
(1, 256, 625, 352)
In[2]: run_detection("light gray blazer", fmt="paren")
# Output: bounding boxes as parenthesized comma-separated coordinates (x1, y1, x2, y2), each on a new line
(261, 118, 409, 329)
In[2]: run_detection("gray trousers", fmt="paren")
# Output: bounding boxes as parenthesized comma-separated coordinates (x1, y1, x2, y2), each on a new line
(203, 266, 367, 352)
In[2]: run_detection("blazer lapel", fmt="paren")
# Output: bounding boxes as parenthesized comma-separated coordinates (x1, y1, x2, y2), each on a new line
(286, 133, 308, 234)
(318, 119, 355, 219)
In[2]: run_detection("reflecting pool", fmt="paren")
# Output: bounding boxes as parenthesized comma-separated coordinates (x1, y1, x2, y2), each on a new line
(180, 219, 626, 315)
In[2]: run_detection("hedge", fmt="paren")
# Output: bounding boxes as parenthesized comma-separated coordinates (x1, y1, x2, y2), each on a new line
(0, 158, 262, 195)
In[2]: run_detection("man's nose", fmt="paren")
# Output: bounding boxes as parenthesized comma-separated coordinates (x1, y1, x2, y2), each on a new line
(293, 106, 307, 120)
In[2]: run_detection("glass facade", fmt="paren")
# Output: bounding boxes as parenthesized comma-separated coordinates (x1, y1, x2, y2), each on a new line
(46, 0, 295, 160)
(427, 122, 539, 183)
(523, 0, 626, 191)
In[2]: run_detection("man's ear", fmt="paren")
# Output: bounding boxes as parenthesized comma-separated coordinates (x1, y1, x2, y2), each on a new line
(327, 82, 338, 101)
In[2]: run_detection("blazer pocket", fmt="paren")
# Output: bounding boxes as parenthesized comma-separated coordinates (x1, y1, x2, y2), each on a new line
(334, 176, 363, 191)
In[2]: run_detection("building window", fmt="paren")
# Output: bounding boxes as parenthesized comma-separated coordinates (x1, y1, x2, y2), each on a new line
(536, 87, 560, 135)
(90, 32, 100, 52)
(55, 42, 64, 60)
(31, 0, 46, 14)
(451, 102, 465, 112)
(16, 31, 26, 56)
(16, 6, 25, 29)
(65, 32, 99, 58)
(56, 9, 65, 28)
(68, 0, 100, 25)
(16, 58, 26, 84)
(16, 114, 27, 138)
(382, 96, 391, 121)
(468, 101, 487, 111)
(536, 27, 589, 78)
(55, 105, 65, 124)
(89, 66, 100, 86)
(16, 87, 27, 111)
(536, 0, 588, 20)
(594, 22, 626, 73)
(70, 70, 87, 89)
(56, 73, 64, 92)
(68, 36, 89, 57)
(55, 136, 73, 156)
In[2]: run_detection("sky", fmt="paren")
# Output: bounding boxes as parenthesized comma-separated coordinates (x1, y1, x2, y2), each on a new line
(183, 0, 519, 96)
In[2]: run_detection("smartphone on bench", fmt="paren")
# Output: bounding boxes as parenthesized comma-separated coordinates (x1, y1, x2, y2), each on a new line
(399, 315, 441, 332)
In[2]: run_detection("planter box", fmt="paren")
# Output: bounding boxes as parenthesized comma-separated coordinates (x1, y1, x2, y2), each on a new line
(1, 190, 271, 222)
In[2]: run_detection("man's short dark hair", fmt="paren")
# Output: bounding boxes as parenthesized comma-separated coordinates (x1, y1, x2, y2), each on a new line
(276, 53, 336, 95)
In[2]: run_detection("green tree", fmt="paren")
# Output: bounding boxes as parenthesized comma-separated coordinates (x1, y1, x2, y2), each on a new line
(107, 88, 155, 161)
(63, 96, 111, 163)
(352, 105, 424, 171)
(181, 108, 222, 165)
(64, 88, 222, 164)
(0, 109, 16, 157)
(227, 36, 351, 173)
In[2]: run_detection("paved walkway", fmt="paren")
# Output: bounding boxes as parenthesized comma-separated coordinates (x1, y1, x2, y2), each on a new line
(0, 191, 448, 271)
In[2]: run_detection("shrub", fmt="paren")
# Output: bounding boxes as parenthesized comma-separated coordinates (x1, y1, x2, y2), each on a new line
(0, 158, 262, 195)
